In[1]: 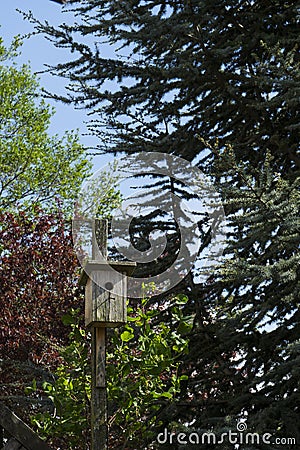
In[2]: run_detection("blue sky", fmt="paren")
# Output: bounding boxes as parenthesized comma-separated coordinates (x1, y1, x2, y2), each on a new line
(0, 0, 110, 169)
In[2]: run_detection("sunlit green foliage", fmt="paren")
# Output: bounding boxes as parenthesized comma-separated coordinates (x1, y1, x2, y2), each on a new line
(0, 36, 90, 212)
(28, 298, 191, 449)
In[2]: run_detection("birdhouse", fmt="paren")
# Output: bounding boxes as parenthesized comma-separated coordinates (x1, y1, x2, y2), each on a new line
(80, 260, 136, 328)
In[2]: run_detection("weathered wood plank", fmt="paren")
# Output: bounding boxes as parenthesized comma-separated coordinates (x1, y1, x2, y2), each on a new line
(91, 219, 108, 450)
(3, 437, 22, 450)
(93, 219, 107, 261)
(85, 270, 128, 327)
(95, 328, 106, 388)
(91, 328, 108, 450)
(0, 403, 52, 450)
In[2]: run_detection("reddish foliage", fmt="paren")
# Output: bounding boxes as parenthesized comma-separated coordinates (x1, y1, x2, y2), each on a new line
(0, 209, 84, 367)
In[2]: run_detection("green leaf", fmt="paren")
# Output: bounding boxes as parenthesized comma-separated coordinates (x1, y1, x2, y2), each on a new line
(175, 294, 189, 305)
(179, 375, 188, 381)
(161, 392, 173, 399)
(120, 331, 134, 342)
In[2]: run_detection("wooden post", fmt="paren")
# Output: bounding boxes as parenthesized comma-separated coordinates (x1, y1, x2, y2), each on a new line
(91, 219, 108, 450)
(79, 219, 135, 449)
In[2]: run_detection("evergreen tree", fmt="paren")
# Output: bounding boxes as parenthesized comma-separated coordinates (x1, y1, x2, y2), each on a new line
(27, 1, 298, 170)
(28, 1, 299, 448)
(181, 147, 300, 448)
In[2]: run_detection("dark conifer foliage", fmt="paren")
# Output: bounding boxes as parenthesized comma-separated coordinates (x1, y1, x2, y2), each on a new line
(33, 1, 298, 170)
